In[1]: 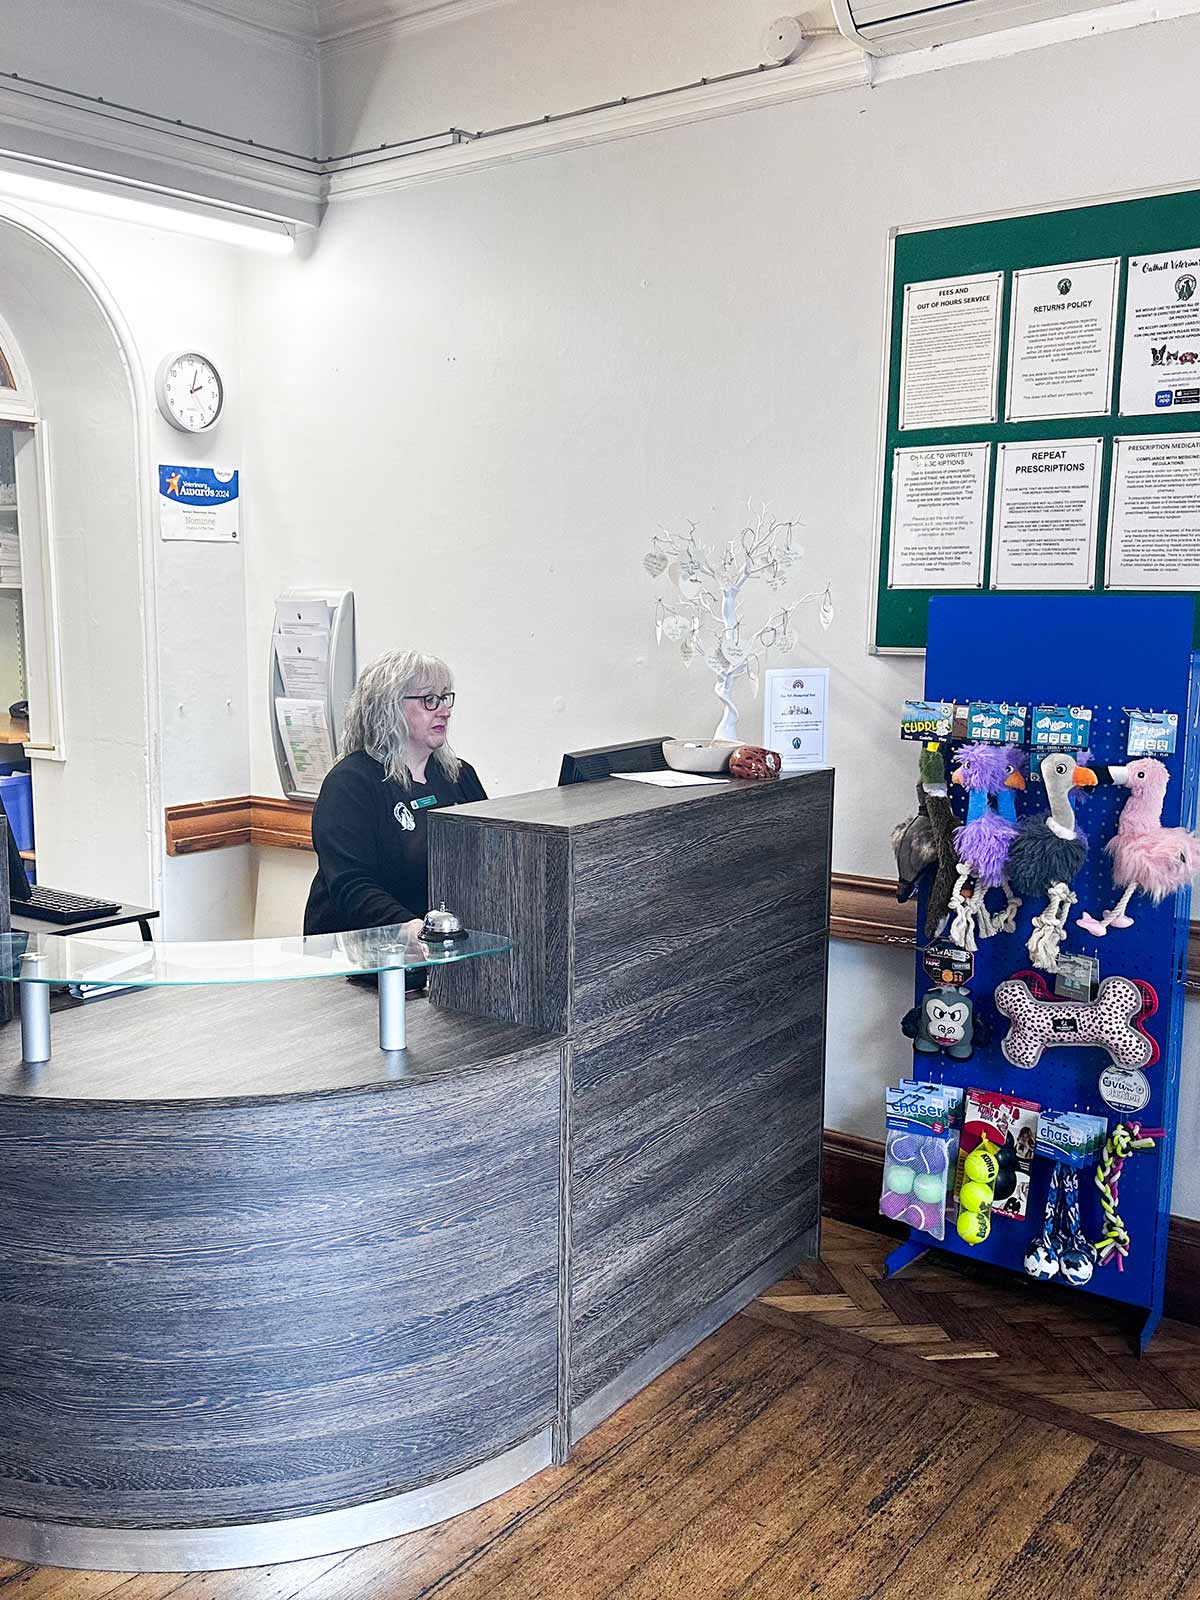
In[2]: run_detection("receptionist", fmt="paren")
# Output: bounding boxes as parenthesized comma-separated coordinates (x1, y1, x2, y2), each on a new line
(303, 649, 486, 941)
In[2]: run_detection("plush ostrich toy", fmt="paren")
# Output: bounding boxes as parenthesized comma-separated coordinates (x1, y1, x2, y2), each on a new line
(1007, 751, 1097, 971)
(1077, 758, 1200, 935)
(946, 744, 1028, 948)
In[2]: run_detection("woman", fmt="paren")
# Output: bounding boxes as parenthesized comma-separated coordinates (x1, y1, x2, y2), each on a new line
(303, 650, 485, 939)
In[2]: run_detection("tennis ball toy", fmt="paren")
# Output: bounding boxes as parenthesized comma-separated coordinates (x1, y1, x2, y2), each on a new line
(957, 1208, 991, 1246)
(918, 1142, 949, 1176)
(964, 1142, 1000, 1185)
(880, 1190, 909, 1221)
(889, 1134, 922, 1164)
(884, 1164, 916, 1195)
(914, 1173, 945, 1204)
(958, 1179, 993, 1214)
(899, 1201, 941, 1233)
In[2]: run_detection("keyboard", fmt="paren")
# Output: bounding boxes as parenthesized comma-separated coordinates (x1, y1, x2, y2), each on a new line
(12, 886, 121, 924)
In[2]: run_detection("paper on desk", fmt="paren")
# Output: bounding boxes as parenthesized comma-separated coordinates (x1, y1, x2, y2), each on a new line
(613, 771, 730, 787)
(274, 696, 335, 796)
(274, 630, 329, 697)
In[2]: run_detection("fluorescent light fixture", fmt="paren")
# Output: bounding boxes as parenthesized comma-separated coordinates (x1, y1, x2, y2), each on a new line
(0, 156, 295, 255)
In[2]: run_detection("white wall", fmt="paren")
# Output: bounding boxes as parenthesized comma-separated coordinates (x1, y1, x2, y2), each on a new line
(242, 10, 1200, 1210)
(321, 0, 831, 154)
(1, 200, 254, 937)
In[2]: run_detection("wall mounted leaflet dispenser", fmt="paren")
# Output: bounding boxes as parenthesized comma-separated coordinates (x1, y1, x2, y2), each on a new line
(270, 589, 355, 801)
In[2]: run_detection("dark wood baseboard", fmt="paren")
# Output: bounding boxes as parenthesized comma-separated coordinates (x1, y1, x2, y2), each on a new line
(822, 1127, 1200, 1329)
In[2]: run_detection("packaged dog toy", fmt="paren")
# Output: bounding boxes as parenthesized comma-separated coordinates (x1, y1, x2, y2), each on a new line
(880, 1081, 963, 1241)
(953, 1087, 1040, 1224)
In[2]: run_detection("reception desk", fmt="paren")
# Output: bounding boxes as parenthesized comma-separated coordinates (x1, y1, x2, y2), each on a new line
(0, 771, 831, 1571)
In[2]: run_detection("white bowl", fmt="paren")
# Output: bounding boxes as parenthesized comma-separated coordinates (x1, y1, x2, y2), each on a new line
(662, 739, 738, 774)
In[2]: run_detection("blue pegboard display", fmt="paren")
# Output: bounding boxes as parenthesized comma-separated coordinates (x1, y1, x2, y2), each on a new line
(886, 594, 1200, 1350)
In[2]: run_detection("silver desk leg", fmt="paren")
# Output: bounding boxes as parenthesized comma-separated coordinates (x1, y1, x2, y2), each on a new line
(378, 966, 407, 1052)
(20, 954, 50, 1064)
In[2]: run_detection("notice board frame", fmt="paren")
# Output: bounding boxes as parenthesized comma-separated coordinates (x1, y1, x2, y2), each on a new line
(870, 182, 1200, 654)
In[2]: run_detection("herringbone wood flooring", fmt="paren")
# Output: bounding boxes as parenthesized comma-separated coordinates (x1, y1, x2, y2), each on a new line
(747, 1219, 1200, 1472)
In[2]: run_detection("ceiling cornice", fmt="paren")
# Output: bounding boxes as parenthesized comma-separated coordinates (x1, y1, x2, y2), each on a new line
(158, 0, 320, 46)
(315, 0, 512, 49)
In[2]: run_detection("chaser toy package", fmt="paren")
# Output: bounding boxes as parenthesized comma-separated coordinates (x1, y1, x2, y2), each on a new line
(953, 1087, 1041, 1225)
(880, 1081, 963, 1241)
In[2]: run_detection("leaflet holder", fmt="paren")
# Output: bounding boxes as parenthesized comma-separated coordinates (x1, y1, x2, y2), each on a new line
(270, 589, 356, 802)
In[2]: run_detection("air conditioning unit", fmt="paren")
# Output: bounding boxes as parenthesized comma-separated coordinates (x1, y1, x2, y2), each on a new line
(830, 0, 1127, 54)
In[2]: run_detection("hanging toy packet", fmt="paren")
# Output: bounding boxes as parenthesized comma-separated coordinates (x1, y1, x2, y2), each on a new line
(954, 1087, 1040, 1224)
(880, 1081, 963, 1242)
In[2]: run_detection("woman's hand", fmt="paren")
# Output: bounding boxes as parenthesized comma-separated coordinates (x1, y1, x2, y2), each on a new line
(402, 917, 426, 943)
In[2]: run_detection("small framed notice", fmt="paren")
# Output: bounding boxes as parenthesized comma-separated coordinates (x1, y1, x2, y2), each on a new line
(990, 438, 1102, 590)
(763, 668, 828, 770)
(888, 445, 990, 590)
(159, 464, 239, 543)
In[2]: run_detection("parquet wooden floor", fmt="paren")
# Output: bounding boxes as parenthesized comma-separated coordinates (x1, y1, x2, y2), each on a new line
(749, 1219, 1200, 1474)
(8, 1225, 1200, 1598)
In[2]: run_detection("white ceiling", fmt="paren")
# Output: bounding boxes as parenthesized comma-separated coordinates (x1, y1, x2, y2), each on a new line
(172, 0, 506, 45)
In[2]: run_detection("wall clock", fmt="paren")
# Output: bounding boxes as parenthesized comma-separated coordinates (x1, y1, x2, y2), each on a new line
(155, 350, 224, 433)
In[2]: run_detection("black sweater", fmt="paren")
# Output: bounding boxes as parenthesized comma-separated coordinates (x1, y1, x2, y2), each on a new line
(303, 750, 486, 935)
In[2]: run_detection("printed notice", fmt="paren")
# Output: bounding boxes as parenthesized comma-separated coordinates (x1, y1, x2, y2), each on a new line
(1106, 434, 1200, 590)
(991, 439, 1102, 590)
(763, 668, 828, 771)
(159, 465, 239, 542)
(274, 696, 335, 796)
(1006, 259, 1118, 421)
(888, 445, 990, 590)
(1119, 249, 1200, 416)
(898, 273, 1002, 430)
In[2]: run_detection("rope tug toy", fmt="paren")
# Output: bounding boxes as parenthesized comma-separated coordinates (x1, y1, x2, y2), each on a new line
(1092, 1122, 1158, 1271)
(1024, 1163, 1097, 1286)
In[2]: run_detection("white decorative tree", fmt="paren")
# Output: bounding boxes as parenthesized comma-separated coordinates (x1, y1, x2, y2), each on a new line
(645, 506, 833, 742)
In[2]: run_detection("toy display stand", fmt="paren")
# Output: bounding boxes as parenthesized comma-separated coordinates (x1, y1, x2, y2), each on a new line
(885, 594, 1200, 1353)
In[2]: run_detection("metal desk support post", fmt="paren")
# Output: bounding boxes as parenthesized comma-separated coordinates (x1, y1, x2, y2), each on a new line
(19, 952, 50, 1064)
(378, 965, 406, 1052)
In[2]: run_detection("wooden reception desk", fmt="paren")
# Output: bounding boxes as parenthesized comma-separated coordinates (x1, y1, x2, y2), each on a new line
(0, 771, 831, 1571)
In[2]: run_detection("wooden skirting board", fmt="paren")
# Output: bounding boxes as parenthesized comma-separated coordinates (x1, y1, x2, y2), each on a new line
(823, 1128, 1200, 1329)
(165, 795, 314, 855)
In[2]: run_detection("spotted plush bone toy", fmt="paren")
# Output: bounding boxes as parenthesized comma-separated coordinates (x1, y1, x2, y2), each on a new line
(995, 970, 1159, 1071)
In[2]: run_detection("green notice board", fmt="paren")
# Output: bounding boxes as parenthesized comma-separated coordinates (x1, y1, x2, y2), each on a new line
(874, 189, 1200, 651)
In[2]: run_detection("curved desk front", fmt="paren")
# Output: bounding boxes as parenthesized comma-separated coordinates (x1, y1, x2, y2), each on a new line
(0, 770, 832, 1572)
(0, 966, 563, 1571)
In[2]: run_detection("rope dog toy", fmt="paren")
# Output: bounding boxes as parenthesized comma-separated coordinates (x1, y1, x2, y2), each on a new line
(1092, 1122, 1158, 1271)
(1025, 1164, 1097, 1286)
(994, 971, 1159, 1071)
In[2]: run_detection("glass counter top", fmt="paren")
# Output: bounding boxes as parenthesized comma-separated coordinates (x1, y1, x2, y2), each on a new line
(0, 926, 511, 988)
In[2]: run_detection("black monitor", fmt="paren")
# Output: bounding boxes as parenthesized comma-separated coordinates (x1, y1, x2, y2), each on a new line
(558, 736, 674, 786)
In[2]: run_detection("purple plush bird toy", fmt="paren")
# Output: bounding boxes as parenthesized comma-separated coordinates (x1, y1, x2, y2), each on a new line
(946, 744, 1027, 948)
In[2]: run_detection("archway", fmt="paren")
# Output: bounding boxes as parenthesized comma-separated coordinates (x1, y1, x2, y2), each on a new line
(0, 205, 157, 909)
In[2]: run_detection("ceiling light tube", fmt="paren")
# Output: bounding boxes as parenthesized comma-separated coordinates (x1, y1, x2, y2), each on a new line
(0, 155, 296, 255)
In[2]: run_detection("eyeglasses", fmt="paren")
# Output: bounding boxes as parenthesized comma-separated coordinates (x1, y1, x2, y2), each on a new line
(404, 692, 455, 711)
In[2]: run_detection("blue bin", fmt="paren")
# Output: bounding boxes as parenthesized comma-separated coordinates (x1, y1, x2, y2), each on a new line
(0, 770, 33, 853)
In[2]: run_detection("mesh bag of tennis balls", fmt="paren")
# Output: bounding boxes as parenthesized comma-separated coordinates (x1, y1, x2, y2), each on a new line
(952, 1087, 1041, 1226)
(880, 1080, 963, 1240)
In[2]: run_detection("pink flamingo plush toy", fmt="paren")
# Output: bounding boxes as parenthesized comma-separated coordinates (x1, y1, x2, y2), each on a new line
(1077, 758, 1200, 935)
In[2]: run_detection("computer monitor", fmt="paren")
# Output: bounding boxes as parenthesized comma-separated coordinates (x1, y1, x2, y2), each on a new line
(558, 737, 674, 786)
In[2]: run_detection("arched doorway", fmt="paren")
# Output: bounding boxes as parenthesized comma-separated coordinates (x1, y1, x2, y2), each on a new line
(0, 205, 158, 910)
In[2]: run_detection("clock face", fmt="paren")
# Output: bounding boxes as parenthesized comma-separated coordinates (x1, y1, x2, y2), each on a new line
(157, 351, 223, 433)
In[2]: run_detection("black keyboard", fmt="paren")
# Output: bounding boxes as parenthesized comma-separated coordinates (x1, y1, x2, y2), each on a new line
(12, 886, 121, 924)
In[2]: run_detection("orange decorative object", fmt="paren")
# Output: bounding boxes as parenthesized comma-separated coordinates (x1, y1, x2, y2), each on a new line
(729, 745, 782, 780)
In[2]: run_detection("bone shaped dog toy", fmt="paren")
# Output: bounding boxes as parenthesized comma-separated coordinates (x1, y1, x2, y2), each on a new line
(994, 972, 1159, 1071)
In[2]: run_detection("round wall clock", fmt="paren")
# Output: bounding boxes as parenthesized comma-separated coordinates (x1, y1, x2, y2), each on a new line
(155, 350, 224, 433)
